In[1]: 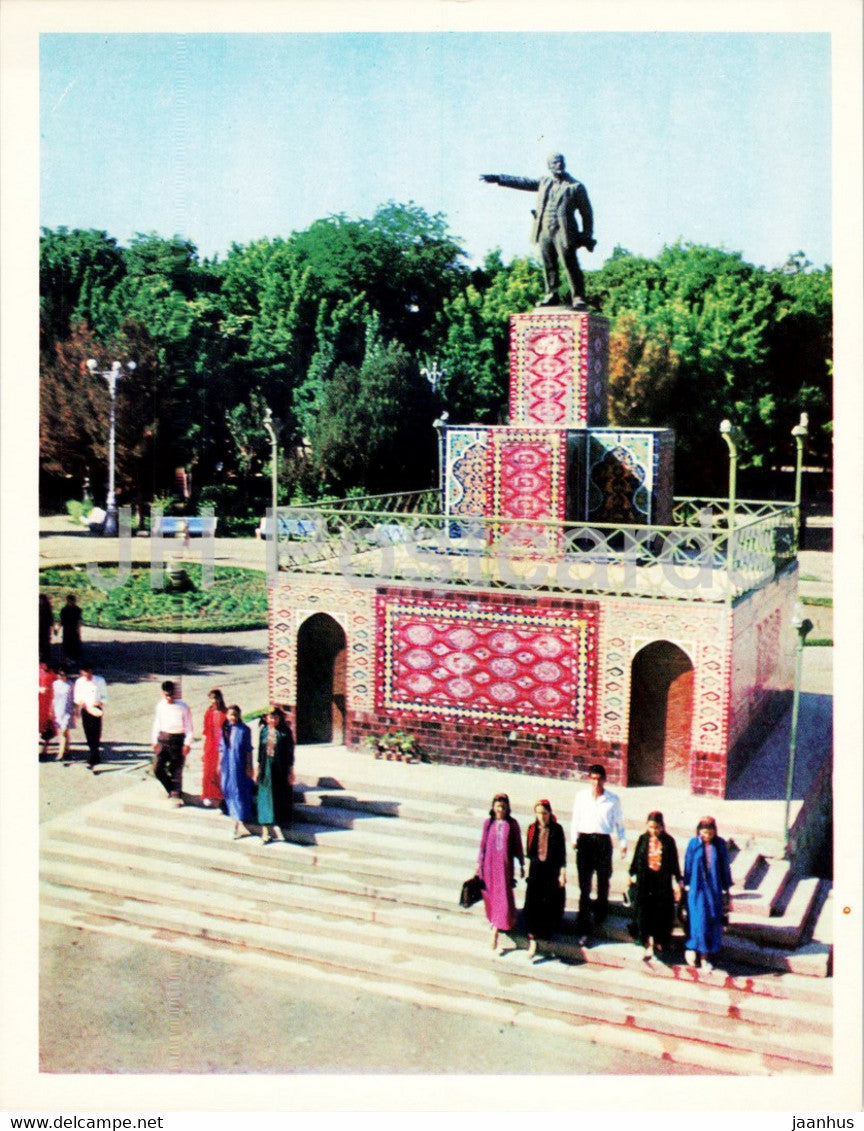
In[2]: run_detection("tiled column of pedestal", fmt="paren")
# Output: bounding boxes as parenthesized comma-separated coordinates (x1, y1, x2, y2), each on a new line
(509, 309, 609, 427)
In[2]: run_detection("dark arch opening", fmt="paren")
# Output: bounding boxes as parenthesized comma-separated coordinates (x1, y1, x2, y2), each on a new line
(296, 613, 347, 745)
(627, 641, 694, 787)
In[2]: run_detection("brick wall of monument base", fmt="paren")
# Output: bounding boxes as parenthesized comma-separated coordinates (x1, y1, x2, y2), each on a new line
(274, 704, 728, 796)
(346, 711, 625, 784)
(724, 689, 792, 790)
(688, 748, 729, 798)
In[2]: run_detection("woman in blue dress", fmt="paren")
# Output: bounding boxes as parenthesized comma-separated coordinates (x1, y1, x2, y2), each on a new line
(682, 816, 733, 973)
(219, 704, 254, 838)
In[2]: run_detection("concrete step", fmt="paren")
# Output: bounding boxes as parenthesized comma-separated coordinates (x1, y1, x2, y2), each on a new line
(300, 787, 769, 882)
(296, 756, 788, 855)
(43, 795, 833, 978)
(40, 881, 830, 1072)
(35, 901, 785, 1075)
(730, 876, 823, 948)
(40, 836, 832, 1010)
(40, 885, 829, 1066)
(729, 846, 764, 893)
(68, 795, 808, 946)
(55, 778, 822, 942)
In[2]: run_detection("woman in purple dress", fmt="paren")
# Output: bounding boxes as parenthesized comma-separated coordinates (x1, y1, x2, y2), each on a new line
(476, 793, 524, 952)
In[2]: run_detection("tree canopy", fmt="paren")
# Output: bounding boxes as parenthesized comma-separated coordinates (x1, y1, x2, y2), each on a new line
(40, 214, 832, 522)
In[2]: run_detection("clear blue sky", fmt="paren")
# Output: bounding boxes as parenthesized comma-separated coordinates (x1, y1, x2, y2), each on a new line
(40, 31, 831, 269)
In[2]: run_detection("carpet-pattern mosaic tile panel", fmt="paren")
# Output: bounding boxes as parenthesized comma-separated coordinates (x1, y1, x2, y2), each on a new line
(444, 427, 489, 528)
(376, 592, 598, 734)
(485, 428, 567, 549)
(269, 578, 376, 711)
(586, 429, 675, 525)
(509, 311, 608, 428)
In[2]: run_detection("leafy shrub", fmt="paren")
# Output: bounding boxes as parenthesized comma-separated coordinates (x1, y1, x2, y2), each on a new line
(65, 499, 93, 524)
(39, 563, 268, 633)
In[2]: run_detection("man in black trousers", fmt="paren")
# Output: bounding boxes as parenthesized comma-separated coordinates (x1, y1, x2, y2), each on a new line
(570, 763, 628, 945)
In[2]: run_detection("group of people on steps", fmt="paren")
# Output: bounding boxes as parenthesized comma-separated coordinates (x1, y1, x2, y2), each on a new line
(476, 764, 733, 972)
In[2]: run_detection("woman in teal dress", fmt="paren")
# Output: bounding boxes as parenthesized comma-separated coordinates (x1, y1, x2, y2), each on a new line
(255, 707, 295, 844)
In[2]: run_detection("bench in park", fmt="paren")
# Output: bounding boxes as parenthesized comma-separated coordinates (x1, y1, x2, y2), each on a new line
(256, 515, 321, 540)
(151, 514, 218, 538)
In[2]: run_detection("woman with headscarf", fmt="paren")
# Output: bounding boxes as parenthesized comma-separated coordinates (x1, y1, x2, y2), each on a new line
(627, 810, 682, 961)
(255, 707, 295, 844)
(39, 661, 55, 758)
(219, 704, 254, 839)
(523, 799, 567, 958)
(476, 793, 524, 953)
(51, 666, 76, 763)
(200, 688, 227, 808)
(682, 816, 733, 973)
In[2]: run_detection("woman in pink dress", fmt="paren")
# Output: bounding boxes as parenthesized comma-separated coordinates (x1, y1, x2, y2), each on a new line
(476, 793, 524, 952)
(201, 688, 227, 807)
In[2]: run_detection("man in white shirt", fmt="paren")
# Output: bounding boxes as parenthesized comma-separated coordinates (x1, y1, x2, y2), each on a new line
(72, 663, 108, 770)
(151, 680, 194, 807)
(570, 763, 627, 945)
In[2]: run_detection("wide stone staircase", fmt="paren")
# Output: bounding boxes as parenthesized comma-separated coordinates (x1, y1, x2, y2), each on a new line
(40, 747, 833, 1075)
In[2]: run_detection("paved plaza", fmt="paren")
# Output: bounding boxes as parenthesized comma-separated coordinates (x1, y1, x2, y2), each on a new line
(35, 515, 834, 1078)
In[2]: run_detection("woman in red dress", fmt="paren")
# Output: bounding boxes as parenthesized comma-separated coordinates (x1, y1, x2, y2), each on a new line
(39, 661, 55, 758)
(201, 688, 227, 806)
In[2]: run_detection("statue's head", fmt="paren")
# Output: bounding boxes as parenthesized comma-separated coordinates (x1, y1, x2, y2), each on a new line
(547, 153, 566, 173)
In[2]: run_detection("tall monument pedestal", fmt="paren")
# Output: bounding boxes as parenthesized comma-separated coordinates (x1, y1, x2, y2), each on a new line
(509, 309, 609, 428)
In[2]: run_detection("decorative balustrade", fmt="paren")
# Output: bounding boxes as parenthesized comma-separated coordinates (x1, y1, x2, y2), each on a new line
(272, 494, 799, 603)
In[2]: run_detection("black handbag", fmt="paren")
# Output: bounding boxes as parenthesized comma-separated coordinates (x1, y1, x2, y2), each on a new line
(677, 898, 689, 930)
(459, 875, 485, 908)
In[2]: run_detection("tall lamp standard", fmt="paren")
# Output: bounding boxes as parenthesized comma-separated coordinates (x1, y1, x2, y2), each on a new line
(87, 358, 136, 537)
(791, 412, 809, 549)
(785, 606, 813, 856)
(719, 419, 739, 574)
(421, 359, 446, 393)
(262, 406, 278, 525)
(432, 412, 449, 505)
(262, 406, 279, 576)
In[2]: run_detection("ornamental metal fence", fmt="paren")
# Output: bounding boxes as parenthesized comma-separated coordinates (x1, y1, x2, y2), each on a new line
(270, 494, 798, 603)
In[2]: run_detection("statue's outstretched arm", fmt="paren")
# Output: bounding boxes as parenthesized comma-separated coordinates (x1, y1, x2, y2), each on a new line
(479, 174, 539, 192)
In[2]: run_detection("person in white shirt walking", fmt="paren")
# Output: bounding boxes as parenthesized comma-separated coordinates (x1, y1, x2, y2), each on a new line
(570, 763, 627, 945)
(151, 680, 194, 806)
(72, 662, 108, 770)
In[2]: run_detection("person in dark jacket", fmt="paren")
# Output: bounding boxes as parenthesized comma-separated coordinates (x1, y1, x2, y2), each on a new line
(480, 153, 595, 308)
(255, 707, 295, 844)
(628, 810, 682, 961)
(523, 799, 567, 959)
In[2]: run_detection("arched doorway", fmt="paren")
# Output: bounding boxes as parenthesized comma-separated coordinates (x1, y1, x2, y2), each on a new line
(296, 614, 347, 745)
(627, 641, 694, 788)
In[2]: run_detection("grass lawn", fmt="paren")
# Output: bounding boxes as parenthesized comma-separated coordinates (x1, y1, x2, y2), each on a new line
(39, 563, 268, 633)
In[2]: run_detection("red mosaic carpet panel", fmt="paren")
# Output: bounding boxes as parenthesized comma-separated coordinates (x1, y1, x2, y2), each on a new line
(375, 591, 598, 735)
(484, 428, 567, 550)
(509, 311, 608, 428)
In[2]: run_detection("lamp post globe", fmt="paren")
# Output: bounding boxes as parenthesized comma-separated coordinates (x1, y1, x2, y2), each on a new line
(87, 358, 135, 537)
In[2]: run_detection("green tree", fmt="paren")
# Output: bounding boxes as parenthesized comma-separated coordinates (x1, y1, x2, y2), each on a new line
(40, 227, 126, 344)
(437, 253, 544, 423)
(305, 323, 437, 494)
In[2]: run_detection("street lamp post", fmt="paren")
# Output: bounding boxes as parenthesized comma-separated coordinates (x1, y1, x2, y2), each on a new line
(785, 606, 813, 856)
(87, 358, 136, 537)
(421, 359, 446, 393)
(719, 419, 738, 573)
(791, 412, 809, 549)
(262, 406, 279, 575)
(432, 411, 449, 505)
